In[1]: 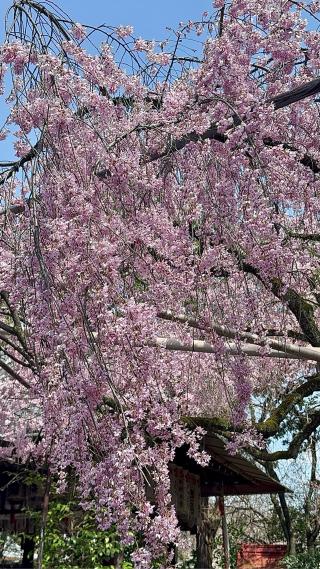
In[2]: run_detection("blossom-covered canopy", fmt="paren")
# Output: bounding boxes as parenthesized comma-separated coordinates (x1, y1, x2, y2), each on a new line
(0, 0, 320, 565)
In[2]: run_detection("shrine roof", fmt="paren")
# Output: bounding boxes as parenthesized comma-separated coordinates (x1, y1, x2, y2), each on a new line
(173, 432, 289, 496)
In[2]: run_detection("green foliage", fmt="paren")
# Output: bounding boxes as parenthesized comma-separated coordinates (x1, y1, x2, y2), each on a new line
(39, 501, 133, 569)
(228, 521, 247, 569)
(14, 470, 134, 568)
(20, 472, 170, 569)
(211, 520, 246, 569)
(282, 551, 320, 569)
(176, 556, 196, 569)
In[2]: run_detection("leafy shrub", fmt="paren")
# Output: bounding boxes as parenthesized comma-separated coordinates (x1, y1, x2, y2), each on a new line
(40, 501, 132, 569)
(282, 550, 320, 569)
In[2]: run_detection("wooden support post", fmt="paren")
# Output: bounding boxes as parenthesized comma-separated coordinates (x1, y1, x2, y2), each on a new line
(219, 495, 231, 569)
(38, 472, 51, 569)
(196, 497, 214, 569)
(21, 535, 35, 568)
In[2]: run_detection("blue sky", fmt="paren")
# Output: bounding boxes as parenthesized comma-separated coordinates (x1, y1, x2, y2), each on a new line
(0, 1, 212, 162)
(0, 1, 212, 41)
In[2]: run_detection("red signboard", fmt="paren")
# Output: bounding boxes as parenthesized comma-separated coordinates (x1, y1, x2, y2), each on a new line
(237, 544, 287, 569)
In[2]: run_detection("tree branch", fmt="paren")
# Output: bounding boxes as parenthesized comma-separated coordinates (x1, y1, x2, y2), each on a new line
(0, 358, 31, 388)
(0, 139, 43, 187)
(183, 373, 320, 440)
(3, 76, 320, 185)
(286, 232, 320, 242)
(157, 310, 315, 361)
(253, 412, 320, 460)
(237, 257, 320, 347)
(257, 373, 320, 437)
(271, 77, 320, 110)
(149, 336, 320, 361)
(147, 78, 320, 168)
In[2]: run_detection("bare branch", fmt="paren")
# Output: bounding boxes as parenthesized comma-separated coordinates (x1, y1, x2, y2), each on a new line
(254, 412, 320, 461)
(271, 77, 320, 110)
(0, 358, 31, 388)
(184, 372, 320, 439)
(156, 312, 320, 361)
(236, 256, 320, 347)
(0, 139, 43, 187)
(148, 336, 320, 361)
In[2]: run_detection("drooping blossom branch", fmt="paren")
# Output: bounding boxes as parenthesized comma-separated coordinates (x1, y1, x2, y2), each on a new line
(1, 0, 320, 565)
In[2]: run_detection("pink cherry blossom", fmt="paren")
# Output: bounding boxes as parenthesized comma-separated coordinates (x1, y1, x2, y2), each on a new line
(71, 23, 86, 40)
(0, 1, 320, 565)
(116, 25, 134, 38)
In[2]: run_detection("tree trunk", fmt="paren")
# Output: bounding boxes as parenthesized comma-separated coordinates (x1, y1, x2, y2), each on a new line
(196, 498, 220, 569)
(305, 437, 320, 551)
(265, 463, 295, 554)
(219, 497, 231, 569)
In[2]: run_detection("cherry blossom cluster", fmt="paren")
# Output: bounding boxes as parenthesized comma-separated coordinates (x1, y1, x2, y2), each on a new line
(0, 1, 320, 565)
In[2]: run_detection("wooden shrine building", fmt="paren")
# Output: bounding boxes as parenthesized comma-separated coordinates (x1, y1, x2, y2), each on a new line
(0, 432, 288, 568)
(169, 431, 287, 533)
